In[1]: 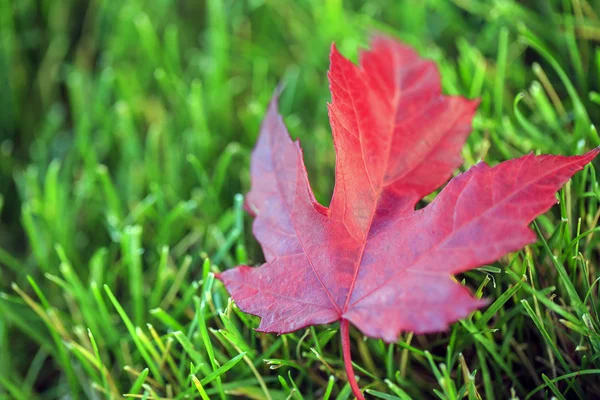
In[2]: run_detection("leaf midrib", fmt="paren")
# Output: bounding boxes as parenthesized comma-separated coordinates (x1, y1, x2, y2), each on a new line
(339, 49, 402, 314)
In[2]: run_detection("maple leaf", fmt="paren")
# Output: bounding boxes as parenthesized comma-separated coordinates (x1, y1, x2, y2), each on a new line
(217, 36, 599, 399)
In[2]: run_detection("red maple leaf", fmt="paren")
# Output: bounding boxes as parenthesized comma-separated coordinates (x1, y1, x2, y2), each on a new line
(217, 36, 598, 398)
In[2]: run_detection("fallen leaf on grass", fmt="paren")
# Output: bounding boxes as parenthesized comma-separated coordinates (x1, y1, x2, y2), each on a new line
(218, 35, 599, 399)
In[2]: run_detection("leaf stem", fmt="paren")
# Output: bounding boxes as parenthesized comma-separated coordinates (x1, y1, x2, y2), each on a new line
(340, 319, 365, 400)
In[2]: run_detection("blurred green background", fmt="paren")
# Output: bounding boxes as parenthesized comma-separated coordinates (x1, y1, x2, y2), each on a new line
(3, 0, 600, 399)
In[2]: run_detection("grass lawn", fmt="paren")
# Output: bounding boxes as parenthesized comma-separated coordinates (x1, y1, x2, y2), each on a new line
(2, 0, 600, 398)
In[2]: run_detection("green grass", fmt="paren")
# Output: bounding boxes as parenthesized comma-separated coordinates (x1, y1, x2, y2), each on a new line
(2, 0, 600, 398)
